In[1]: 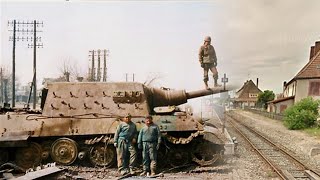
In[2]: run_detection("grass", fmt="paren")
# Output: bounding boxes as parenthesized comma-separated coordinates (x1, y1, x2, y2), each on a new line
(303, 126, 320, 139)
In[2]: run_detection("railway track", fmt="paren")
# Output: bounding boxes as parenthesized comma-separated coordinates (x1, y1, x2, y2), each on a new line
(226, 114, 320, 180)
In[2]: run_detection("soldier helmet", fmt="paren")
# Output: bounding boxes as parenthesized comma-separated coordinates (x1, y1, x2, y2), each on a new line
(204, 36, 211, 42)
(125, 113, 132, 118)
(145, 115, 153, 120)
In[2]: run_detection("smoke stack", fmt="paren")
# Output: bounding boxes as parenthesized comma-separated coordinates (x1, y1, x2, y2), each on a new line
(309, 46, 315, 60)
(256, 78, 259, 88)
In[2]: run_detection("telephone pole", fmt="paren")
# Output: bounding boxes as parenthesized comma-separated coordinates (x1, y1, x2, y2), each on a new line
(8, 20, 16, 107)
(97, 49, 101, 81)
(89, 50, 96, 81)
(103, 49, 109, 82)
(125, 73, 135, 82)
(8, 20, 43, 109)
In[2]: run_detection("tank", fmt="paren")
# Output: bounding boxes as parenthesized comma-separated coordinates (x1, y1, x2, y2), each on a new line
(0, 82, 233, 169)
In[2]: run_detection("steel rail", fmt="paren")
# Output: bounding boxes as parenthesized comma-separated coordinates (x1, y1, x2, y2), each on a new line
(226, 115, 287, 180)
(226, 114, 320, 180)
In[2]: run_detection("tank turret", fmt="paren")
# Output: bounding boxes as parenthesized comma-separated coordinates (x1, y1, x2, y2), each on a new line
(41, 82, 232, 117)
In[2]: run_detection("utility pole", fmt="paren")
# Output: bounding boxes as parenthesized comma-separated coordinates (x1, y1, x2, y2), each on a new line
(3, 79, 8, 105)
(89, 50, 96, 81)
(103, 49, 109, 82)
(125, 73, 135, 82)
(8, 20, 43, 109)
(8, 20, 16, 107)
(27, 20, 44, 109)
(89, 49, 109, 82)
(97, 49, 101, 82)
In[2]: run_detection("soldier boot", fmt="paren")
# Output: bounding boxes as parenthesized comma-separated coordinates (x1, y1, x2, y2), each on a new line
(214, 76, 221, 87)
(150, 162, 156, 176)
(204, 81, 209, 90)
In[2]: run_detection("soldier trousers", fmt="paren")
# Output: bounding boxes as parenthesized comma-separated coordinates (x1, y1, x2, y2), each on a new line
(116, 139, 137, 173)
(142, 142, 157, 173)
(203, 63, 218, 82)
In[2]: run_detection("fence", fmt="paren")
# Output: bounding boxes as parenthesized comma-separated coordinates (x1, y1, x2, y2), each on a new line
(243, 107, 284, 121)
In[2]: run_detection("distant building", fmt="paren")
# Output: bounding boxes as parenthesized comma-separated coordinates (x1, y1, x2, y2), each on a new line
(233, 79, 262, 108)
(268, 41, 320, 114)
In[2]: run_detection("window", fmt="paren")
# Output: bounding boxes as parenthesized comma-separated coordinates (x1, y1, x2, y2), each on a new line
(309, 81, 320, 96)
(280, 104, 287, 113)
(249, 93, 258, 98)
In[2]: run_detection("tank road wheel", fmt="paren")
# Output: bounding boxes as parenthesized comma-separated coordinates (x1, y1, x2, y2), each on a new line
(41, 141, 53, 161)
(0, 148, 9, 165)
(157, 146, 168, 168)
(192, 141, 221, 166)
(89, 143, 116, 167)
(167, 147, 191, 167)
(15, 142, 42, 169)
(51, 138, 78, 165)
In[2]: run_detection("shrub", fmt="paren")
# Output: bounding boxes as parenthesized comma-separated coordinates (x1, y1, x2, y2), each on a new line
(284, 97, 320, 130)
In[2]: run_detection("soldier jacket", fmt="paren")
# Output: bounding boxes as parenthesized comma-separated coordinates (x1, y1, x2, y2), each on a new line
(138, 123, 161, 145)
(199, 44, 217, 64)
(114, 121, 137, 144)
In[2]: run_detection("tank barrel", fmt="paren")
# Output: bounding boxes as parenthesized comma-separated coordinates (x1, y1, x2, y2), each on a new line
(147, 85, 235, 108)
(147, 87, 187, 107)
(186, 87, 227, 99)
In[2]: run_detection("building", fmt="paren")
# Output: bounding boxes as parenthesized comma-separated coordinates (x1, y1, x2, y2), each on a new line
(268, 41, 320, 114)
(233, 79, 262, 108)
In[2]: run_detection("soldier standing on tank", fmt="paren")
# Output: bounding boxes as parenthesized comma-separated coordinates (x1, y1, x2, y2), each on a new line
(114, 113, 138, 175)
(138, 115, 161, 176)
(199, 36, 220, 89)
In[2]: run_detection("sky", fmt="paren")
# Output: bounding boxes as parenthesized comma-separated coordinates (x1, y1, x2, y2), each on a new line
(1, 0, 320, 113)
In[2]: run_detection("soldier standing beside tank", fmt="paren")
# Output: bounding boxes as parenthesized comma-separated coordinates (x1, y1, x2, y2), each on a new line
(138, 115, 161, 176)
(114, 113, 138, 175)
(199, 36, 220, 89)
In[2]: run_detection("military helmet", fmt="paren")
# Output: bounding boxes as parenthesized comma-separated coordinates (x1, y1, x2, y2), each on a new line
(125, 113, 132, 118)
(204, 36, 211, 42)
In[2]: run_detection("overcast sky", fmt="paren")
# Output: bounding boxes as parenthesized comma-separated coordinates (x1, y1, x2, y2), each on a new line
(1, 0, 320, 113)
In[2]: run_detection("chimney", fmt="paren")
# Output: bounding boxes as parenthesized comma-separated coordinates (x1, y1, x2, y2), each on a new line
(309, 46, 315, 60)
(283, 81, 286, 92)
(315, 41, 320, 56)
(256, 78, 259, 88)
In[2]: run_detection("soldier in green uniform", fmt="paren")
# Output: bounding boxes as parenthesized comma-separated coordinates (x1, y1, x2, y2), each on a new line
(114, 113, 138, 175)
(199, 36, 220, 89)
(138, 115, 161, 176)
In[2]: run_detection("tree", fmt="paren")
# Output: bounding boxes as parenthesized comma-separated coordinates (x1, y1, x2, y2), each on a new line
(0, 65, 22, 105)
(257, 90, 275, 109)
(143, 72, 163, 86)
(284, 97, 320, 130)
(58, 57, 86, 82)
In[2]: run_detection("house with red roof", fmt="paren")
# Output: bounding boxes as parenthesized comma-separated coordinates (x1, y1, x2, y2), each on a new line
(268, 41, 320, 114)
(233, 79, 262, 108)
